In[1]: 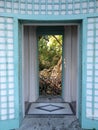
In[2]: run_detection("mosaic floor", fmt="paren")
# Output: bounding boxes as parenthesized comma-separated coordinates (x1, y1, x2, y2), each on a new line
(16, 97, 83, 130)
(16, 115, 82, 130)
(28, 103, 73, 115)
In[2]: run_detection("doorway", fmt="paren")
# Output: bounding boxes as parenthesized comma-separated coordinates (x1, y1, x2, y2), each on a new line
(22, 25, 80, 117)
(38, 35, 63, 96)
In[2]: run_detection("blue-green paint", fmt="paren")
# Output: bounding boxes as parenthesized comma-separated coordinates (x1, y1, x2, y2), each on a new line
(0, 0, 98, 130)
(37, 26, 64, 35)
(81, 18, 88, 129)
(13, 17, 20, 128)
(36, 29, 40, 98)
(77, 22, 82, 124)
(0, 18, 19, 130)
(92, 18, 96, 121)
(0, 13, 98, 21)
(62, 32, 65, 99)
(18, 20, 24, 125)
(81, 18, 98, 130)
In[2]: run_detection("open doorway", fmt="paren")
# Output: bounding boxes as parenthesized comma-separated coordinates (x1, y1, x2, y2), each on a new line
(22, 25, 80, 117)
(38, 35, 63, 96)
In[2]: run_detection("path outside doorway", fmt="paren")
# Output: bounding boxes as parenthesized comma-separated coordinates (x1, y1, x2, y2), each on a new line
(16, 97, 82, 130)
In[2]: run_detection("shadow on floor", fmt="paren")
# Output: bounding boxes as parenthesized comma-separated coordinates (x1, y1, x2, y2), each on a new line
(16, 97, 83, 130)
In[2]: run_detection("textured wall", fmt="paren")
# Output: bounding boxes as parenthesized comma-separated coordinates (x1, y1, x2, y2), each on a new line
(0, 0, 98, 15)
(86, 17, 98, 120)
(0, 17, 15, 120)
(0, 0, 98, 129)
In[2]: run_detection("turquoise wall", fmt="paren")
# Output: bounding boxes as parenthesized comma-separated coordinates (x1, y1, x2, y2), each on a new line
(0, 0, 98, 15)
(0, 0, 98, 130)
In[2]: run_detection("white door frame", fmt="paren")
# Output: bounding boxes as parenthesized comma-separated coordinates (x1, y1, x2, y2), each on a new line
(21, 23, 81, 118)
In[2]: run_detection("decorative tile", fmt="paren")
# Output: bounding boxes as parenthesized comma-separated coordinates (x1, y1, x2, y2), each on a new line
(36, 104, 65, 112)
(28, 103, 73, 115)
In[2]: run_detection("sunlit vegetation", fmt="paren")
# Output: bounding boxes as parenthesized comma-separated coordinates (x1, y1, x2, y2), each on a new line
(38, 35, 62, 96)
(38, 35, 62, 71)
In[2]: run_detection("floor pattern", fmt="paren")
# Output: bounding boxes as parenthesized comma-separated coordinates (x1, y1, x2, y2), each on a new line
(28, 103, 73, 115)
(16, 98, 82, 130)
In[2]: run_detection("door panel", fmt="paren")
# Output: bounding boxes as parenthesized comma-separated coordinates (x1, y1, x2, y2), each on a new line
(63, 26, 78, 102)
(23, 26, 38, 103)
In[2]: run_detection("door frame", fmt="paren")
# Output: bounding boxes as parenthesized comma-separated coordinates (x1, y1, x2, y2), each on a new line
(20, 21, 82, 119)
(37, 26, 64, 97)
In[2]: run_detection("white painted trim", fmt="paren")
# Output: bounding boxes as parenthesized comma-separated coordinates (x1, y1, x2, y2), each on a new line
(63, 26, 72, 102)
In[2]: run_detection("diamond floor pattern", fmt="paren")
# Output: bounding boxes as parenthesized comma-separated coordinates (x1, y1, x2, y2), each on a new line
(36, 104, 65, 112)
(28, 103, 73, 115)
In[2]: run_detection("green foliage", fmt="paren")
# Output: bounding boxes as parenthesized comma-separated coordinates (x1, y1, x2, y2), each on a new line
(38, 35, 62, 70)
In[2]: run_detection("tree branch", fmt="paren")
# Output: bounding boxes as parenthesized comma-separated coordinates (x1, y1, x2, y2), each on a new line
(52, 35, 62, 46)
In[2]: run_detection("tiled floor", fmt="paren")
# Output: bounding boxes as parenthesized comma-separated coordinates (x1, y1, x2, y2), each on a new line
(28, 103, 73, 115)
(16, 97, 83, 130)
(16, 115, 82, 130)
